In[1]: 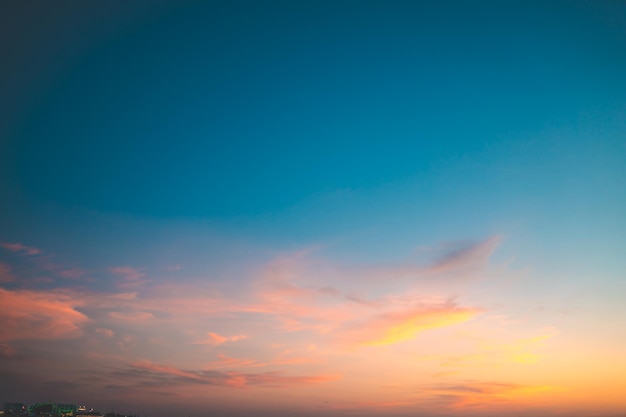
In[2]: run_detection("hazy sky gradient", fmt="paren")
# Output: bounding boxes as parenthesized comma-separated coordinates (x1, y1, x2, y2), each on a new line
(1, 1, 625, 416)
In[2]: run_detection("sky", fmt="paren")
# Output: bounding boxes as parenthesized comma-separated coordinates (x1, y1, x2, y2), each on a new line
(1, 1, 626, 416)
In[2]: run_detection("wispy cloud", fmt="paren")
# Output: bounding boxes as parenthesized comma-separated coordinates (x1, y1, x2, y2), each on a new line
(196, 332, 248, 346)
(347, 305, 481, 347)
(205, 353, 316, 369)
(110, 266, 148, 288)
(125, 360, 340, 389)
(331, 380, 555, 412)
(425, 380, 555, 408)
(424, 235, 502, 275)
(239, 250, 489, 347)
(428, 327, 559, 372)
(1, 242, 41, 255)
(481, 329, 559, 364)
(0, 236, 518, 406)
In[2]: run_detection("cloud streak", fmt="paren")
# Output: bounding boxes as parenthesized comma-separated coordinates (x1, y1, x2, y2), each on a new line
(110, 266, 148, 289)
(1, 242, 41, 255)
(196, 332, 248, 346)
(125, 360, 340, 389)
(425, 381, 555, 408)
(350, 306, 481, 347)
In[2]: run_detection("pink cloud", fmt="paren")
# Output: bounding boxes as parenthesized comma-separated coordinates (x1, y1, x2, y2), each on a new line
(0, 288, 88, 342)
(119, 248, 485, 348)
(1, 242, 41, 255)
(240, 252, 488, 345)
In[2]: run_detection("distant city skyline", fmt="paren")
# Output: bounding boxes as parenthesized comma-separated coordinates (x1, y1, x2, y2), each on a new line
(1, 1, 625, 417)
(2, 401, 137, 417)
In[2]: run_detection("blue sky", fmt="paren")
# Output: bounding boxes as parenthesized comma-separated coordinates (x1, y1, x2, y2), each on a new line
(1, 1, 625, 416)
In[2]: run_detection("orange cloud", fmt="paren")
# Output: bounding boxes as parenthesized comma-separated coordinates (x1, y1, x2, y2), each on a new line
(0, 288, 88, 342)
(197, 332, 247, 345)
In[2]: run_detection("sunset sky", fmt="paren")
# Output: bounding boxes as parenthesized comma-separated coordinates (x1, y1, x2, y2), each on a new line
(1, 1, 625, 417)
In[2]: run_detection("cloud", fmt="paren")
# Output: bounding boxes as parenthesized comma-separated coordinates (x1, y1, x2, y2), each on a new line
(425, 236, 502, 275)
(240, 252, 487, 347)
(204, 353, 316, 369)
(196, 332, 248, 346)
(0, 288, 88, 343)
(347, 305, 482, 347)
(1, 242, 41, 255)
(132, 360, 204, 381)
(432, 327, 559, 370)
(110, 266, 148, 288)
(124, 360, 340, 389)
(425, 381, 555, 408)
(0, 235, 564, 416)
(236, 372, 341, 388)
(482, 329, 559, 364)
(0, 236, 499, 352)
(110, 266, 146, 280)
(205, 354, 261, 369)
(334, 380, 555, 412)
